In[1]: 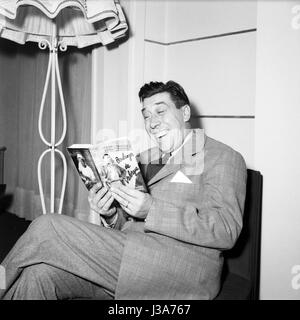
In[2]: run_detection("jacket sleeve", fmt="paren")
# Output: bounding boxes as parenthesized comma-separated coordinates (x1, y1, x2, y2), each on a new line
(144, 150, 247, 250)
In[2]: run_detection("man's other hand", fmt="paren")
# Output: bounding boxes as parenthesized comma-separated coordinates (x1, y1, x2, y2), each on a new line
(110, 185, 153, 220)
(88, 183, 117, 219)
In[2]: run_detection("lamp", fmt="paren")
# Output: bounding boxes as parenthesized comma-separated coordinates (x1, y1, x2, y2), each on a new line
(0, 0, 128, 214)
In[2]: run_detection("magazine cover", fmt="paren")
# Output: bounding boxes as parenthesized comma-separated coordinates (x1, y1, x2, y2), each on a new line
(67, 146, 103, 191)
(67, 137, 147, 192)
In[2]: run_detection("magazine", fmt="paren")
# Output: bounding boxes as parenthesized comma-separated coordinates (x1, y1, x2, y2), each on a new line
(67, 137, 147, 193)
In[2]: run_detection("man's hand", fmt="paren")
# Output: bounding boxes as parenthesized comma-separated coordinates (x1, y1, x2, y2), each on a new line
(110, 185, 153, 220)
(88, 183, 117, 222)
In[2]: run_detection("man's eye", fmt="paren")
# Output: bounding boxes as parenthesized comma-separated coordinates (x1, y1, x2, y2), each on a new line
(157, 110, 165, 114)
(143, 114, 150, 119)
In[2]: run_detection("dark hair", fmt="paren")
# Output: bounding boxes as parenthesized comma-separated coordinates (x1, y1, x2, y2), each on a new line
(138, 80, 190, 109)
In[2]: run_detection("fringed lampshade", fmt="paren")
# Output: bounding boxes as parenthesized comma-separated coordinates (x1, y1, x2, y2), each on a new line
(0, 0, 128, 47)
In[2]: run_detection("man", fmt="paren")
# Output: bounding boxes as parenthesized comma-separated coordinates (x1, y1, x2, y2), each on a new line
(0, 81, 247, 300)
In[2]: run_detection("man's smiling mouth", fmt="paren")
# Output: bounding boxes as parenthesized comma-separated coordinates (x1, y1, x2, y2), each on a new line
(154, 132, 168, 140)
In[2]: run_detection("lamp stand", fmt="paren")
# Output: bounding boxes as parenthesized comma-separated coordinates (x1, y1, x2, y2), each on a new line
(37, 21, 67, 214)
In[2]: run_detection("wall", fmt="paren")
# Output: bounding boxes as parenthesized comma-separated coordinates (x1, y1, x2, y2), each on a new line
(92, 0, 256, 165)
(255, 0, 300, 299)
(143, 0, 257, 168)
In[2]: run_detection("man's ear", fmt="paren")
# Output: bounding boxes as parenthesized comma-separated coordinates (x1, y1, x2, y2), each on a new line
(181, 105, 191, 122)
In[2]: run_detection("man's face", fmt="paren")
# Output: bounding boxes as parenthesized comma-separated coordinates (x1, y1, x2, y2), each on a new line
(141, 92, 189, 153)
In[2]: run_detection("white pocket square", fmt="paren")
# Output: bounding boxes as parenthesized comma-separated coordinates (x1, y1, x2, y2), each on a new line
(170, 170, 193, 184)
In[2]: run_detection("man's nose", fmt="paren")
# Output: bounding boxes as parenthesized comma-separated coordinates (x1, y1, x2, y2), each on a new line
(150, 115, 161, 129)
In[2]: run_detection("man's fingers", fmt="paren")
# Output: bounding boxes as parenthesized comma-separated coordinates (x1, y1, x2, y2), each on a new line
(111, 185, 135, 200)
(118, 185, 143, 199)
(89, 183, 103, 195)
(97, 190, 113, 209)
(102, 193, 115, 211)
(90, 193, 116, 216)
(110, 189, 135, 214)
(88, 184, 105, 203)
(88, 184, 116, 216)
(100, 206, 116, 217)
(112, 192, 129, 208)
(120, 205, 130, 214)
(92, 186, 109, 204)
(118, 185, 139, 197)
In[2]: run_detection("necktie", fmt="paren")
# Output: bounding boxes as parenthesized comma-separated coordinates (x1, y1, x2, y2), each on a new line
(146, 152, 172, 181)
(159, 152, 172, 164)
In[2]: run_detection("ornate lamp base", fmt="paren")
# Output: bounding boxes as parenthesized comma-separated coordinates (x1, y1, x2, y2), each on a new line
(37, 30, 67, 214)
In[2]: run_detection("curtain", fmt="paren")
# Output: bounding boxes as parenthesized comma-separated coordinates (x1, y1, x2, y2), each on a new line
(0, 38, 92, 221)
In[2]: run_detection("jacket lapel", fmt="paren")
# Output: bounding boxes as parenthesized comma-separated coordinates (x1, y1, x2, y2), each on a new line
(146, 129, 205, 187)
(147, 162, 181, 186)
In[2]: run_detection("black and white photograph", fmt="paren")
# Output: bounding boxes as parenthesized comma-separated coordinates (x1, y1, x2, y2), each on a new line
(68, 148, 101, 190)
(0, 0, 299, 306)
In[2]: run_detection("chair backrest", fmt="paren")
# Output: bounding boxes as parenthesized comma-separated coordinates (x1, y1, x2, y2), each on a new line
(0, 146, 6, 185)
(0, 147, 7, 196)
(222, 169, 263, 299)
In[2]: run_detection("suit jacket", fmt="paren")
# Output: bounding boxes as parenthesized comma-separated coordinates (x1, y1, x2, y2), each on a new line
(114, 129, 247, 300)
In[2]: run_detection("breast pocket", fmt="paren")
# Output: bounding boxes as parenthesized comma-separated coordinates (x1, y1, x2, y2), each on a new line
(175, 181, 200, 198)
(152, 178, 201, 203)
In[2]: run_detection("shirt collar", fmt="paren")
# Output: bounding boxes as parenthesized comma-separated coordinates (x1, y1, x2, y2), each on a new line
(162, 131, 193, 161)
